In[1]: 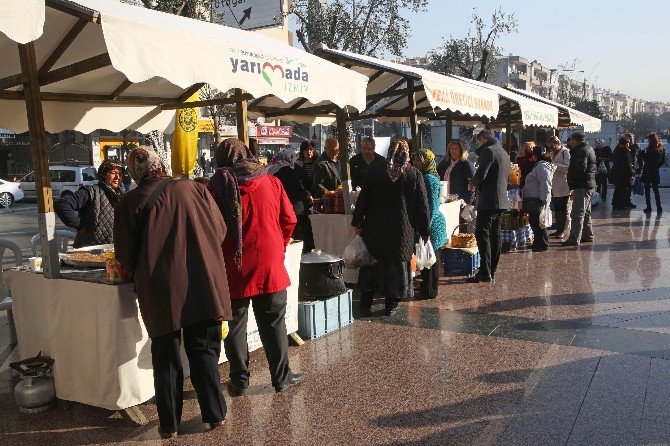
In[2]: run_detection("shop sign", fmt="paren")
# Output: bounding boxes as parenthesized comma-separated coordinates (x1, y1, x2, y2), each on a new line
(256, 125, 292, 138)
(256, 137, 289, 145)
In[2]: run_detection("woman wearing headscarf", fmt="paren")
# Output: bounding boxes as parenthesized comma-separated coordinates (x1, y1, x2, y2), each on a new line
(412, 149, 447, 299)
(207, 139, 303, 397)
(114, 148, 231, 438)
(352, 139, 430, 316)
(640, 133, 666, 214)
(522, 145, 556, 252)
(269, 147, 315, 250)
(54, 160, 124, 248)
(610, 137, 634, 210)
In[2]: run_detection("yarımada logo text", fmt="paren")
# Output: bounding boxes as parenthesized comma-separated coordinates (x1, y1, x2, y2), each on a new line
(230, 53, 309, 94)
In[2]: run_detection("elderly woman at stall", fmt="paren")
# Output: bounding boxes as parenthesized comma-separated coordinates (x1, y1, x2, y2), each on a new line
(611, 137, 635, 210)
(522, 145, 556, 252)
(114, 148, 231, 438)
(268, 147, 313, 243)
(352, 139, 430, 316)
(412, 149, 447, 299)
(54, 160, 123, 248)
(208, 138, 303, 397)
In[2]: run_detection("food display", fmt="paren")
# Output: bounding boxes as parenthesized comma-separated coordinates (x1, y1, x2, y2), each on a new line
(61, 252, 108, 268)
(451, 232, 477, 249)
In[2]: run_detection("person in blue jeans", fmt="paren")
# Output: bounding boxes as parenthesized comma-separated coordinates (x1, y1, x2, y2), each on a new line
(639, 133, 666, 214)
(563, 133, 597, 246)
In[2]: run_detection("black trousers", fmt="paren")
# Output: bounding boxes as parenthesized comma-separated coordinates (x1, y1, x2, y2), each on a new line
(359, 259, 413, 310)
(419, 250, 440, 298)
(475, 210, 503, 278)
(551, 196, 569, 234)
(224, 290, 290, 389)
(528, 211, 549, 250)
(151, 319, 227, 434)
(645, 181, 662, 209)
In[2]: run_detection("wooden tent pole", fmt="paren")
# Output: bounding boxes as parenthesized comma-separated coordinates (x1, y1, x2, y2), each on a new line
(235, 88, 249, 146)
(406, 79, 419, 150)
(19, 42, 60, 278)
(505, 104, 512, 152)
(336, 108, 353, 214)
(445, 111, 453, 149)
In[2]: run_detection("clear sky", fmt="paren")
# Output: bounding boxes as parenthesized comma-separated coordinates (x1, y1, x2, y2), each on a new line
(395, 0, 669, 102)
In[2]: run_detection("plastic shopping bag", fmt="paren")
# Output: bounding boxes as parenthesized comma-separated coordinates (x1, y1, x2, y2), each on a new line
(415, 239, 436, 271)
(539, 205, 552, 229)
(460, 204, 476, 222)
(343, 235, 376, 268)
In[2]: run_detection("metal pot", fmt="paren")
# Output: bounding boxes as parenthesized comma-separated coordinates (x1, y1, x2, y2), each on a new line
(299, 250, 347, 299)
(10, 352, 56, 413)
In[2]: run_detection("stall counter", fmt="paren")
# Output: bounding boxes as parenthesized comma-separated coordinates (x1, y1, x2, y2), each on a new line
(5, 241, 302, 411)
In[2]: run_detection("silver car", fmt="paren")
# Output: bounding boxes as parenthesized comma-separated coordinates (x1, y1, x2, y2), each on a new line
(19, 165, 98, 199)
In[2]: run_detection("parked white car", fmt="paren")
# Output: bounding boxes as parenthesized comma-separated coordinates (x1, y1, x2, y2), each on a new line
(0, 178, 24, 208)
(19, 165, 97, 200)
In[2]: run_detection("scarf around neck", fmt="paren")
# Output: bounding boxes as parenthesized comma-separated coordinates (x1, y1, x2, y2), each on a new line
(387, 139, 411, 182)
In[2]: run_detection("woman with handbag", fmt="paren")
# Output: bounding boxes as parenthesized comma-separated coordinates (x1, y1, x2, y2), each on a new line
(522, 145, 556, 252)
(610, 137, 634, 210)
(640, 133, 666, 214)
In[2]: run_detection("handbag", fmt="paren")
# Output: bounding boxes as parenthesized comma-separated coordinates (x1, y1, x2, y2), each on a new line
(632, 176, 644, 196)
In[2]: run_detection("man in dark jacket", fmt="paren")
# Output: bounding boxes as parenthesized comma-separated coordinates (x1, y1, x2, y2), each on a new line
(563, 132, 597, 246)
(349, 137, 385, 190)
(468, 130, 511, 283)
(312, 138, 342, 198)
(54, 160, 124, 248)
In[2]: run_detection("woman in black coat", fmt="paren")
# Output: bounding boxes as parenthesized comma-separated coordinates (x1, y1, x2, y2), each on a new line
(268, 148, 314, 249)
(610, 137, 634, 210)
(352, 139, 430, 317)
(295, 140, 317, 192)
(640, 133, 666, 213)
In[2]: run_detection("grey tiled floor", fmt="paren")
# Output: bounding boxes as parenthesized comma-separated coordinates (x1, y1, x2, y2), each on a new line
(3, 192, 670, 445)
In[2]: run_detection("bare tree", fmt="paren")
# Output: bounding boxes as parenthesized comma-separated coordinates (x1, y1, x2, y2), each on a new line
(289, 0, 428, 56)
(428, 7, 518, 81)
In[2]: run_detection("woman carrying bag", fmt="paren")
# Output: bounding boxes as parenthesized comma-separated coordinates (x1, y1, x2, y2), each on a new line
(522, 145, 556, 252)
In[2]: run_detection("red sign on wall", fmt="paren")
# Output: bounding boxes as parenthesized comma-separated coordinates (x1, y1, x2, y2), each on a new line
(256, 125, 292, 138)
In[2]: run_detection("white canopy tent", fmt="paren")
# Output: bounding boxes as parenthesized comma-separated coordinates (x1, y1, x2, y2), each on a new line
(506, 87, 602, 133)
(453, 76, 559, 129)
(315, 45, 500, 147)
(0, 0, 368, 277)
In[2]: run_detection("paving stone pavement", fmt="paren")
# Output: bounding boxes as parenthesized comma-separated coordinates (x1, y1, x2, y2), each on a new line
(2, 192, 670, 445)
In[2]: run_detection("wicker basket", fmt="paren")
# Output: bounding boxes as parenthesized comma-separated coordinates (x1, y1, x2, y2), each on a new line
(450, 225, 477, 249)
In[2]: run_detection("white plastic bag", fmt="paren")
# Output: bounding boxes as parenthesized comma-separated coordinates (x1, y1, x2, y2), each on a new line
(460, 204, 475, 222)
(539, 205, 552, 229)
(415, 239, 436, 270)
(343, 235, 376, 268)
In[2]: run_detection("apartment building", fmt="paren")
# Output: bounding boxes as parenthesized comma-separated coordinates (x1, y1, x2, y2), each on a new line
(490, 56, 555, 98)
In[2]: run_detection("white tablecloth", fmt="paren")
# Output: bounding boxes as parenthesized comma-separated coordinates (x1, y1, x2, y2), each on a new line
(5, 241, 302, 410)
(440, 200, 464, 241)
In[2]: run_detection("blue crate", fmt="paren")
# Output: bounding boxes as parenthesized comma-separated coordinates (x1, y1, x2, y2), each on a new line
(298, 290, 353, 340)
(442, 248, 480, 277)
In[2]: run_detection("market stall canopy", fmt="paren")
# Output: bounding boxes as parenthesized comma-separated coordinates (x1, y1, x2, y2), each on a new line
(0, 0, 45, 44)
(0, 0, 368, 134)
(453, 76, 559, 129)
(506, 87, 601, 133)
(315, 46, 500, 122)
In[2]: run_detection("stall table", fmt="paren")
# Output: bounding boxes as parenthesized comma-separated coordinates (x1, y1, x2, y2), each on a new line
(439, 199, 465, 244)
(5, 241, 303, 413)
(309, 214, 358, 283)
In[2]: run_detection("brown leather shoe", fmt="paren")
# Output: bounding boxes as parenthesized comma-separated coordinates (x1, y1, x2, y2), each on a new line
(158, 429, 178, 439)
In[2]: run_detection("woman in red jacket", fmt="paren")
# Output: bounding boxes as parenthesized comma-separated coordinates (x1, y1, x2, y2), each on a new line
(208, 139, 303, 396)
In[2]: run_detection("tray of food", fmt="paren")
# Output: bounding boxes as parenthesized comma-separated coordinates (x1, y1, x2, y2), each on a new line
(60, 251, 108, 268)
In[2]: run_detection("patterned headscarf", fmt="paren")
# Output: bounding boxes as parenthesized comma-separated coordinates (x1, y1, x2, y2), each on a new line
(415, 149, 439, 178)
(127, 147, 168, 185)
(209, 139, 267, 269)
(594, 139, 605, 149)
(267, 147, 298, 175)
(387, 139, 411, 183)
